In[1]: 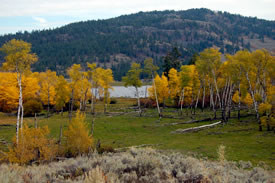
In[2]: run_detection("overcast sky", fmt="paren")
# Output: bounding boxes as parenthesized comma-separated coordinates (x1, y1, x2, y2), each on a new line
(0, 0, 274, 35)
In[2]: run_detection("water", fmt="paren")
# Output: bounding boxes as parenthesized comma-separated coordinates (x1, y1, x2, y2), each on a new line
(109, 85, 150, 98)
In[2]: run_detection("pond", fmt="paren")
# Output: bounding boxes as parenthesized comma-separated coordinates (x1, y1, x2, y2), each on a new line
(109, 85, 150, 98)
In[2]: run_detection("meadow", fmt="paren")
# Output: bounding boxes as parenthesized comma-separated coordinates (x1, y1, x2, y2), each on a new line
(0, 98, 274, 169)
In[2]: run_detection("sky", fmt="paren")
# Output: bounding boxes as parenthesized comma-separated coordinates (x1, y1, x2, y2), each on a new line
(0, 0, 274, 35)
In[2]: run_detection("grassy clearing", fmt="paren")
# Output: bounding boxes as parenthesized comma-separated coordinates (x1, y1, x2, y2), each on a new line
(0, 98, 274, 168)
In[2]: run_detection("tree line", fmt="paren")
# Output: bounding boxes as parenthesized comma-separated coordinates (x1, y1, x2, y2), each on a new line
(146, 48, 274, 132)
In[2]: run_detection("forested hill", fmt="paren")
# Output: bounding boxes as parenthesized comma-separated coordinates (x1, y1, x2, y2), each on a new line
(0, 8, 275, 80)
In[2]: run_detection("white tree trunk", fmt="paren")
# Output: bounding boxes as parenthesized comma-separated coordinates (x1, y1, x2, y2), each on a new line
(152, 74, 161, 118)
(135, 87, 141, 116)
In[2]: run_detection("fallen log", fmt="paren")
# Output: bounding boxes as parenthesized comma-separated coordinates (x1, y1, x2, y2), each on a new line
(115, 143, 162, 151)
(171, 121, 222, 134)
(161, 118, 213, 126)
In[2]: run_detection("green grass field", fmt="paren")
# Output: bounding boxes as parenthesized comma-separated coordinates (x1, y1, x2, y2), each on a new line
(0, 98, 274, 168)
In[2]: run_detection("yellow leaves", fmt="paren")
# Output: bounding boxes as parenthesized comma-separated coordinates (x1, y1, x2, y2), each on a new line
(232, 91, 240, 104)
(0, 72, 40, 112)
(6, 124, 57, 164)
(259, 103, 272, 115)
(149, 74, 169, 103)
(242, 93, 253, 107)
(55, 75, 70, 110)
(259, 102, 274, 128)
(0, 39, 38, 73)
(168, 68, 179, 99)
(37, 70, 58, 106)
(64, 111, 93, 156)
(0, 72, 18, 111)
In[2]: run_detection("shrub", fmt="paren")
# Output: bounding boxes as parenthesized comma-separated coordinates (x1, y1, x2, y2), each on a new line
(0, 148, 273, 182)
(97, 145, 115, 154)
(140, 98, 156, 108)
(64, 111, 93, 156)
(23, 99, 43, 116)
(5, 125, 57, 164)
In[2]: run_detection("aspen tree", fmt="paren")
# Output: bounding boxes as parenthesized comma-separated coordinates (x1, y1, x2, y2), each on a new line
(0, 39, 38, 143)
(144, 58, 161, 118)
(122, 62, 142, 116)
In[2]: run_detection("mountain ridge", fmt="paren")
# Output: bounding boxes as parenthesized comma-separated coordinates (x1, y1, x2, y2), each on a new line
(0, 8, 274, 80)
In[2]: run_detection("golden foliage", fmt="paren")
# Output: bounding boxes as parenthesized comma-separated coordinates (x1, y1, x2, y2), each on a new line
(148, 74, 169, 103)
(168, 68, 180, 99)
(6, 125, 57, 164)
(64, 111, 93, 156)
(0, 72, 40, 112)
(242, 93, 253, 107)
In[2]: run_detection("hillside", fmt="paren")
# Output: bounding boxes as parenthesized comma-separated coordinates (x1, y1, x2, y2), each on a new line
(0, 8, 274, 80)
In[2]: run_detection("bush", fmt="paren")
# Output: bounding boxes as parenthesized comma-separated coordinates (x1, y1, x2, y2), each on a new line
(23, 99, 43, 116)
(140, 98, 156, 108)
(64, 111, 93, 157)
(97, 145, 115, 154)
(5, 125, 57, 164)
(0, 148, 273, 182)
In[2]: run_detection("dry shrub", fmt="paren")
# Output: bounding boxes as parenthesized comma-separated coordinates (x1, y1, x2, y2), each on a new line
(0, 148, 273, 182)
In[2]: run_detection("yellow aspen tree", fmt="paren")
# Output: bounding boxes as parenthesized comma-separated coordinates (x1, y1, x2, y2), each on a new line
(168, 68, 180, 101)
(235, 49, 274, 131)
(87, 63, 97, 114)
(64, 110, 93, 156)
(0, 39, 38, 143)
(99, 69, 113, 113)
(179, 65, 191, 113)
(55, 75, 70, 115)
(79, 71, 91, 112)
(148, 74, 169, 106)
(144, 58, 161, 118)
(6, 124, 57, 164)
(67, 64, 82, 120)
(196, 48, 222, 119)
(39, 70, 58, 118)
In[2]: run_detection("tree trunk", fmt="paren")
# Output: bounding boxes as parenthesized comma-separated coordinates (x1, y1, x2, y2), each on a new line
(152, 74, 161, 118)
(69, 89, 74, 122)
(135, 87, 142, 116)
(212, 70, 221, 109)
(83, 89, 88, 112)
(238, 82, 241, 120)
(246, 73, 262, 131)
(202, 79, 206, 112)
(209, 82, 216, 119)
(34, 113, 37, 128)
(47, 88, 50, 118)
(180, 88, 184, 115)
(18, 73, 24, 143)
(91, 88, 95, 114)
(195, 84, 202, 109)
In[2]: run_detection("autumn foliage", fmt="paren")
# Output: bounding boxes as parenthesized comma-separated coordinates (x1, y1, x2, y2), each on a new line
(5, 125, 57, 164)
(64, 111, 93, 156)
